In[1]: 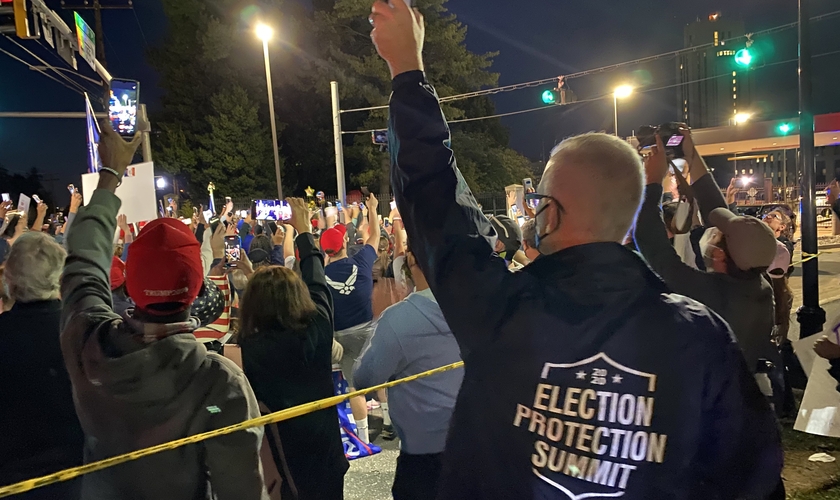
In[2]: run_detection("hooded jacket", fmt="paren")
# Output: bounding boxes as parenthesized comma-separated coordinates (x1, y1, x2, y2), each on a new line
(60, 189, 268, 500)
(353, 289, 464, 455)
(387, 70, 782, 500)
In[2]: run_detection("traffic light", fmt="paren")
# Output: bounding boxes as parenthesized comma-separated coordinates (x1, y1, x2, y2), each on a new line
(0, 0, 30, 38)
(778, 122, 794, 135)
(734, 48, 753, 67)
(541, 90, 557, 105)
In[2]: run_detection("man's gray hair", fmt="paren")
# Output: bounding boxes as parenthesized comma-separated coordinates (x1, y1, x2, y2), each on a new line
(521, 219, 537, 249)
(5, 232, 66, 303)
(546, 133, 644, 242)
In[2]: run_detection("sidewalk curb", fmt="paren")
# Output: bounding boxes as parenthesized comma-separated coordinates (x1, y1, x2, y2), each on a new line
(818, 244, 840, 251)
(820, 295, 840, 306)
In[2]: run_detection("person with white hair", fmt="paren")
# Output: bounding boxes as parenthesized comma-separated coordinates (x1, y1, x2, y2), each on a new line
(0, 232, 84, 499)
(370, 2, 782, 499)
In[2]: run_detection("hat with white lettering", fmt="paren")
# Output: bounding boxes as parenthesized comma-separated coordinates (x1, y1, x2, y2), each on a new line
(126, 218, 203, 315)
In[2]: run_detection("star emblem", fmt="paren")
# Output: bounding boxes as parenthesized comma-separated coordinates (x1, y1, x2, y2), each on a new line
(576, 371, 587, 380)
(612, 374, 623, 384)
(305, 185, 315, 198)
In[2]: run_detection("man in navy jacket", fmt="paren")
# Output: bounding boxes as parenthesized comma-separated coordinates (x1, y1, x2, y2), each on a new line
(370, 2, 783, 499)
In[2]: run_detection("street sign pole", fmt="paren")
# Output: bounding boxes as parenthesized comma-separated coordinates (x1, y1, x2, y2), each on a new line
(796, 0, 826, 338)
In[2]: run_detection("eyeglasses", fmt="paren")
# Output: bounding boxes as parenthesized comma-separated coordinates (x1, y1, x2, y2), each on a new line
(525, 193, 565, 211)
(763, 213, 780, 221)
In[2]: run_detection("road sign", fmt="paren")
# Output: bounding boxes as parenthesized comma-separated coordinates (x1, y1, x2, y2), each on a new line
(74, 11, 95, 70)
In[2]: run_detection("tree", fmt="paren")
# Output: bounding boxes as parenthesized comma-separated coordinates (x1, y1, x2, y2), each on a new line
(150, 0, 533, 197)
(149, 0, 284, 199)
(272, 0, 535, 194)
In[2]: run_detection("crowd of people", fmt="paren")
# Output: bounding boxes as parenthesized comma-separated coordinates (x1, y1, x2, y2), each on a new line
(0, 1, 837, 499)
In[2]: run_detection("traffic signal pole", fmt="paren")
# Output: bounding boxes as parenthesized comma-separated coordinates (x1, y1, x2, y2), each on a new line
(796, 0, 826, 338)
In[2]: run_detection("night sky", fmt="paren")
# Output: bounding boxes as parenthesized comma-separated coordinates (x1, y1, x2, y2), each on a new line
(2, 0, 839, 201)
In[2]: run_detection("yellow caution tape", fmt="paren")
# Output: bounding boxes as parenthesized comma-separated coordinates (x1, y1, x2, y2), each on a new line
(791, 251, 823, 266)
(0, 361, 465, 498)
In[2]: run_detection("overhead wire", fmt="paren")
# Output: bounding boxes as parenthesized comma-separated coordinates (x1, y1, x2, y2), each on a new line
(132, 6, 150, 50)
(340, 8, 840, 115)
(3, 35, 90, 94)
(0, 46, 86, 96)
(341, 48, 840, 134)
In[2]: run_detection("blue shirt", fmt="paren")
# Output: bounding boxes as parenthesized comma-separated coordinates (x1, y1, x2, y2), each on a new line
(325, 245, 376, 331)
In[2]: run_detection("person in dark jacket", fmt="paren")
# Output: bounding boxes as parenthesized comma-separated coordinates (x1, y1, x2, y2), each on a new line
(238, 197, 349, 500)
(0, 231, 84, 500)
(370, 3, 783, 499)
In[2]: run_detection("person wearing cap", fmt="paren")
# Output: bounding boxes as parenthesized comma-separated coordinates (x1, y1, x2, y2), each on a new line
(375, 8, 781, 498)
(109, 256, 134, 316)
(635, 130, 779, 379)
(0, 231, 84, 500)
(489, 215, 526, 269)
(60, 124, 269, 500)
(322, 192, 381, 443)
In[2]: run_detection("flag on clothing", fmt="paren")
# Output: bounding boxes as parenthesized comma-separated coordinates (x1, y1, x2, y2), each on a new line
(193, 275, 232, 341)
(332, 369, 381, 460)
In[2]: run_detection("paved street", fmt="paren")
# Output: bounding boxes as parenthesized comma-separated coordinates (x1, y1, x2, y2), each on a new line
(789, 245, 840, 311)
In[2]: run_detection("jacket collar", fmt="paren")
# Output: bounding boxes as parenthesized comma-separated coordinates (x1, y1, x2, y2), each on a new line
(525, 242, 668, 297)
(10, 299, 61, 313)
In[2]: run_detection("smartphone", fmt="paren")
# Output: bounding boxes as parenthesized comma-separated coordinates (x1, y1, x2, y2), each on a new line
(1, 193, 9, 202)
(108, 78, 139, 137)
(167, 197, 174, 204)
(193, 207, 199, 216)
(336, 201, 343, 211)
(67, 184, 75, 195)
(517, 216, 526, 227)
(209, 216, 221, 234)
(224, 235, 242, 263)
(361, 186, 371, 197)
(203, 210, 214, 223)
(267, 221, 278, 236)
(523, 178, 533, 191)
(665, 134, 685, 159)
(32, 194, 42, 204)
(253, 199, 291, 221)
(371, 130, 388, 145)
(390, 200, 397, 211)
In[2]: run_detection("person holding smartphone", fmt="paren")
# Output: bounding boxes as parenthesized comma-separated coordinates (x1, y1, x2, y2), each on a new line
(60, 122, 269, 499)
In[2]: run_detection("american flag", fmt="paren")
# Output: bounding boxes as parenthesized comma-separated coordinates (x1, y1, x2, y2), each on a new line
(193, 275, 231, 341)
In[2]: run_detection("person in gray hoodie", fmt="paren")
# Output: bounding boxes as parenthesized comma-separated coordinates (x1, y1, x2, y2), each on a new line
(60, 124, 269, 500)
(353, 247, 464, 500)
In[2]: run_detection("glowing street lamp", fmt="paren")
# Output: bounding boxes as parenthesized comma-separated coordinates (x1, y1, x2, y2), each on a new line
(612, 85, 633, 137)
(734, 112, 752, 125)
(256, 23, 283, 199)
(155, 177, 167, 189)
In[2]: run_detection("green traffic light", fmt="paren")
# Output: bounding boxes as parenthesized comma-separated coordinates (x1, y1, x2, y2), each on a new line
(778, 123, 793, 135)
(541, 90, 556, 105)
(734, 48, 753, 67)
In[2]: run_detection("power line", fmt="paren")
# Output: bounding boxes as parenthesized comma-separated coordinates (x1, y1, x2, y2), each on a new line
(3, 35, 89, 94)
(340, 8, 840, 115)
(0, 46, 85, 95)
(341, 48, 840, 134)
(132, 7, 150, 50)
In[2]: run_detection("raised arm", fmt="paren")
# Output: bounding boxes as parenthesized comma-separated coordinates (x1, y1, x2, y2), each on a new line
(288, 198, 333, 321)
(682, 127, 727, 222)
(633, 135, 716, 301)
(374, 2, 519, 352)
(61, 123, 142, 329)
(364, 193, 381, 251)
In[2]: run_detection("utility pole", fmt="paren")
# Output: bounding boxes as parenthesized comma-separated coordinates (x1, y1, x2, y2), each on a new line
(796, 0, 826, 338)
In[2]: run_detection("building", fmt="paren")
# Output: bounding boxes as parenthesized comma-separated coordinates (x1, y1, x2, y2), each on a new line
(677, 13, 755, 128)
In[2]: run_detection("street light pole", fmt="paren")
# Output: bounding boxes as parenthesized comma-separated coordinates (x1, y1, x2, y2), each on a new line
(612, 85, 633, 138)
(257, 24, 283, 200)
(613, 94, 619, 137)
(796, 0, 826, 337)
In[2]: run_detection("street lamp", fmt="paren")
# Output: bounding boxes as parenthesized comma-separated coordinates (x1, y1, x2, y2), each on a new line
(734, 112, 752, 125)
(155, 177, 167, 189)
(613, 85, 633, 137)
(256, 23, 284, 200)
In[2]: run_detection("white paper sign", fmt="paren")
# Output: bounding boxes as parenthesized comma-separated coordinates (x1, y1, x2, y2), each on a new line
(17, 194, 31, 217)
(81, 162, 158, 224)
(795, 346, 840, 438)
